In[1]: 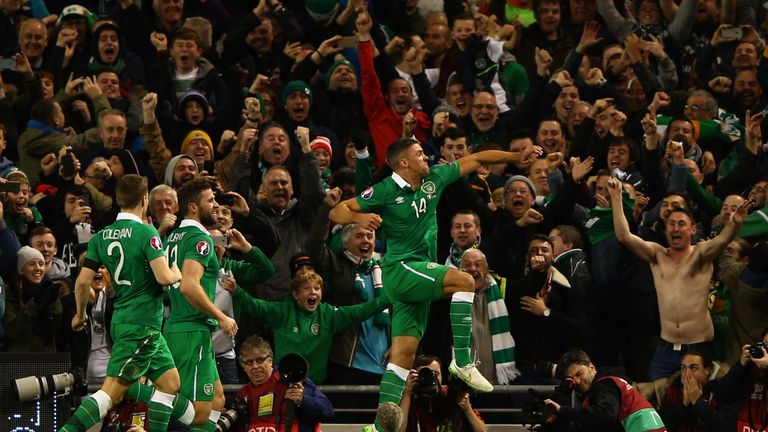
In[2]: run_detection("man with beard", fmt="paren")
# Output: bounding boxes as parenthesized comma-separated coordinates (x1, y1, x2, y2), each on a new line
(696, 29, 761, 84)
(330, 136, 541, 432)
(279, 80, 340, 159)
(305, 188, 391, 385)
(62, 175, 187, 432)
(164, 176, 238, 431)
(424, 22, 457, 99)
(730, 69, 764, 121)
(543, 349, 665, 432)
(357, 12, 430, 167)
(609, 177, 751, 384)
(290, 38, 368, 143)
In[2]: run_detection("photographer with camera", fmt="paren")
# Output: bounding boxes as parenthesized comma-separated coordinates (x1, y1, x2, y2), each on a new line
(234, 335, 333, 432)
(714, 329, 768, 431)
(398, 354, 487, 432)
(542, 349, 666, 432)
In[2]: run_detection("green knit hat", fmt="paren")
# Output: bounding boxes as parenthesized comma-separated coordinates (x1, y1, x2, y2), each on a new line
(281, 80, 313, 107)
(305, 0, 339, 21)
(325, 59, 355, 83)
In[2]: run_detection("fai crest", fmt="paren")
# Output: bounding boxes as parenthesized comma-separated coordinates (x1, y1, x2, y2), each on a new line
(203, 383, 214, 395)
(196, 241, 210, 256)
(150, 236, 163, 251)
(426, 262, 439, 269)
(361, 187, 374, 200)
(311, 324, 319, 335)
(420, 181, 436, 195)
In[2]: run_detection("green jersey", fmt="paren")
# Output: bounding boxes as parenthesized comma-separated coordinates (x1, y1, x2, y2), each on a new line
(84, 213, 166, 329)
(164, 219, 219, 332)
(356, 162, 460, 265)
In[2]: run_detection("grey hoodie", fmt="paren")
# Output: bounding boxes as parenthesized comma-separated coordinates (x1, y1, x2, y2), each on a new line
(164, 154, 198, 187)
(46, 257, 71, 281)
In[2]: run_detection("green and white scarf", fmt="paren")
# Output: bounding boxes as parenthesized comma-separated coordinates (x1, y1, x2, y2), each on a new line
(485, 275, 520, 384)
(344, 250, 389, 328)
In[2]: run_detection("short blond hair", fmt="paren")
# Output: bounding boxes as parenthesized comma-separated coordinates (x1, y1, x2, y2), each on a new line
(291, 269, 324, 292)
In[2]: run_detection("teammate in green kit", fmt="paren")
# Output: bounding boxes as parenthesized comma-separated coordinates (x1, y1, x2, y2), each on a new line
(330, 137, 540, 418)
(62, 175, 190, 432)
(165, 176, 238, 431)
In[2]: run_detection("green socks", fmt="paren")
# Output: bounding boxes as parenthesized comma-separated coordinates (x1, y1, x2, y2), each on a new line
(147, 390, 174, 432)
(190, 410, 220, 431)
(59, 390, 112, 432)
(125, 381, 196, 426)
(375, 365, 408, 432)
(451, 291, 474, 367)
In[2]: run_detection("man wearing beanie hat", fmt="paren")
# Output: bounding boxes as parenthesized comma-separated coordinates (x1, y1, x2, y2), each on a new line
(181, 129, 214, 167)
(481, 158, 593, 284)
(292, 43, 368, 145)
(305, 0, 340, 22)
(280, 80, 341, 165)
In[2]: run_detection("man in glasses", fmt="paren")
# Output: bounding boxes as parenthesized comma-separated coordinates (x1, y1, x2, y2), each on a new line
(236, 336, 333, 431)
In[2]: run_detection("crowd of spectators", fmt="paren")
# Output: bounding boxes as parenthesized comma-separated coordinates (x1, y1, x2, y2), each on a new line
(1, 0, 768, 429)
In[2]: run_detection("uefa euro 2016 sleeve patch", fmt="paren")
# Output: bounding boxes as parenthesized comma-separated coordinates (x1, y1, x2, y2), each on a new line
(361, 187, 374, 200)
(196, 241, 210, 256)
(150, 236, 163, 250)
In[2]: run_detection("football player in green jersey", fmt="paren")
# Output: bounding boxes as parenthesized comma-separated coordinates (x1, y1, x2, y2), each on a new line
(62, 175, 190, 432)
(165, 177, 238, 431)
(331, 137, 540, 425)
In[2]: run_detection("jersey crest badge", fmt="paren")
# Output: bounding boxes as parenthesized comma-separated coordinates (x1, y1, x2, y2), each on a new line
(150, 236, 163, 251)
(361, 187, 374, 200)
(426, 262, 439, 269)
(311, 324, 319, 335)
(420, 181, 436, 195)
(204, 383, 214, 396)
(196, 241, 210, 256)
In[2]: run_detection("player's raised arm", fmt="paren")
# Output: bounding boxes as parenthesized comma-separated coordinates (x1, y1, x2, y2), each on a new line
(456, 146, 542, 177)
(149, 256, 182, 286)
(329, 197, 382, 231)
(698, 197, 752, 262)
(608, 178, 661, 263)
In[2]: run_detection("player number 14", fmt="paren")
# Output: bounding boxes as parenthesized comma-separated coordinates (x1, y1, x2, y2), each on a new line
(411, 197, 427, 218)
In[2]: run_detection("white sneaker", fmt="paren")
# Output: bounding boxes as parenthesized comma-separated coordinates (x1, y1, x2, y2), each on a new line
(449, 359, 494, 392)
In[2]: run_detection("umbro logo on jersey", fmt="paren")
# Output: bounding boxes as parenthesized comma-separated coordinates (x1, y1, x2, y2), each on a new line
(150, 236, 163, 251)
(395, 196, 404, 204)
(196, 241, 210, 256)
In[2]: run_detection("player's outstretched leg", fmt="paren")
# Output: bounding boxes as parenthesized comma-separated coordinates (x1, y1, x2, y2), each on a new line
(444, 269, 494, 392)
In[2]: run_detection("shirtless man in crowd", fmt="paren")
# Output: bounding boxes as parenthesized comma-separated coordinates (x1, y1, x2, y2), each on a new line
(608, 178, 750, 382)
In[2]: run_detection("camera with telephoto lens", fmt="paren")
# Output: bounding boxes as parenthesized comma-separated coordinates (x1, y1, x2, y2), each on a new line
(12, 367, 86, 402)
(413, 367, 441, 399)
(750, 341, 767, 359)
(522, 378, 576, 425)
(215, 397, 249, 432)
